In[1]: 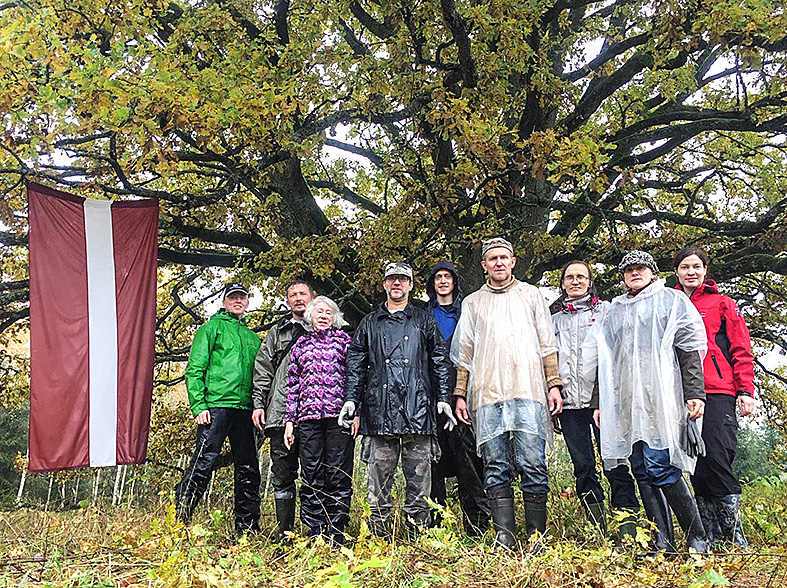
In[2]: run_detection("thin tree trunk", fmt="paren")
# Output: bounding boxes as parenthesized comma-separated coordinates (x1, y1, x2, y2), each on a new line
(45, 473, 53, 511)
(112, 466, 122, 506)
(127, 467, 136, 507)
(120, 464, 128, 503)
(93, 468, 101, 506)
(15, 458, 27, 505)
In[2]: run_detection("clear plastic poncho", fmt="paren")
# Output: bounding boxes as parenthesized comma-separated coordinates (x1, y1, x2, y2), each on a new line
(450, 280, 558, 450)
(582, 280, 707, 473)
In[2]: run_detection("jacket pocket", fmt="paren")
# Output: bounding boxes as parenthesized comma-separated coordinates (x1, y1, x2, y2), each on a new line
(711, 355, 723, 379)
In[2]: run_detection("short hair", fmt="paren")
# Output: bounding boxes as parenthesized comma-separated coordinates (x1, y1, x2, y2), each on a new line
(673, 247, 709, 270)
(285, 278, 313, 296)
(303, 296, 347, 328)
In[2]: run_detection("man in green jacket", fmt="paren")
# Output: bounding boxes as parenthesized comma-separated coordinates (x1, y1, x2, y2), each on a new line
(176, 282, 262, 535)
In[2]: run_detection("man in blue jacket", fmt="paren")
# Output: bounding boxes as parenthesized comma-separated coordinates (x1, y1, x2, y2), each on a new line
(426, 261, 491, 536)
(175, 282, 262, 535)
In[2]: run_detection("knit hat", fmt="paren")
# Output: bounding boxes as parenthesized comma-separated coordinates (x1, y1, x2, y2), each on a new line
(481, 237, 514, 258)
(618, 250, 659, 275)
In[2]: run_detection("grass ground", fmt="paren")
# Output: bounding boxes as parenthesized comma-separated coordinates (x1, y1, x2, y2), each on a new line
(2, 480, 786, 588)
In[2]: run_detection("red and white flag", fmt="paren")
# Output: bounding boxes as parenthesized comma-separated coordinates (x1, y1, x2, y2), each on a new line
(28, 182, 158, 472)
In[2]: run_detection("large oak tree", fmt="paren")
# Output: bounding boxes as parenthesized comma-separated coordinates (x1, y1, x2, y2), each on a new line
(1, 0, 787, 430)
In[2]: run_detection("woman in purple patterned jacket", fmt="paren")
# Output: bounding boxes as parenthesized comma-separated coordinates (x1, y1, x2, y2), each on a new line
(284, 296, 357, 544)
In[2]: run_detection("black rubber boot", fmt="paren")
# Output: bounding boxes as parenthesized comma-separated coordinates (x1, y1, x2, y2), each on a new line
(488, 484, 517, 550)
(523, 492, 548, 554)
(274, 497, 296, 543)
(714, 494, 748, 548)
(585, 501, 608, 536)
(696, 495, 720, 547)
(661, 478, 708, 554)
(638, 483, 676, 554)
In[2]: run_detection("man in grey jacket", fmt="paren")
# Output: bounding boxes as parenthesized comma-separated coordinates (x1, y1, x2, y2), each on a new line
(252, 279, 313, 542)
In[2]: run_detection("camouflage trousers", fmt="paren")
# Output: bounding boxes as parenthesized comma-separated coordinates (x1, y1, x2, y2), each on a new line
(361, 434, 439, 530)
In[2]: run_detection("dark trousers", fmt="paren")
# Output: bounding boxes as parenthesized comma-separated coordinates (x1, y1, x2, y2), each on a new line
(431, 419, 490, 532)
(692, 394, 742, 497)
(175, 407, 261, 531)
(559, 408, 639, 509)
(267, 426, 300, 500)
(298, 418, 355, 533)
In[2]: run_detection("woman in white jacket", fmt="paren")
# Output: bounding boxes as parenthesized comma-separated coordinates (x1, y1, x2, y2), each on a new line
(551, 260, 639, 540)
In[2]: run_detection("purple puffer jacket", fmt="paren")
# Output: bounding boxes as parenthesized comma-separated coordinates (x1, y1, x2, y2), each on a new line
(285, 327, 352, 423)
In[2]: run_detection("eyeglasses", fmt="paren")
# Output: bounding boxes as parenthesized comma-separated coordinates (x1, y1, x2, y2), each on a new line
(385, 276, 409, 283)
(563, 275, 589, 283)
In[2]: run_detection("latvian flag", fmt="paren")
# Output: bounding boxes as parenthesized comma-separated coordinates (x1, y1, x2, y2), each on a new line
(28, 182, 158, 472)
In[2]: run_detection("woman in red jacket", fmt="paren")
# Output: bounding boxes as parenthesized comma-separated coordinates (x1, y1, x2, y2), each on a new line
(674, 247, 756, 548)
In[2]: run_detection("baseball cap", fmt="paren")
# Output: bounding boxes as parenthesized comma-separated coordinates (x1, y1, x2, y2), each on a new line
(383, 262, 414, 281)
(222, 282, 249, 298)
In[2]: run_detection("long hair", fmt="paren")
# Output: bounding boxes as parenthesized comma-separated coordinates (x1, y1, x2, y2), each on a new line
(549, 259, 600, 314)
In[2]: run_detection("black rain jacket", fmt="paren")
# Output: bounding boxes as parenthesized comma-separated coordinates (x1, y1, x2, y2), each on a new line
(344, 302, 451, 436)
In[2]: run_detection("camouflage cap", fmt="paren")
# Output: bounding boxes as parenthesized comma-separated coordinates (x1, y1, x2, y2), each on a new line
(383, 261, 414, 281)
(481, 237, 514, 258)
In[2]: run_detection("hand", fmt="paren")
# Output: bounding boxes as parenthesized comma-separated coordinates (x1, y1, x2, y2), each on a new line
(737, 394, 755, 417)
(283, 421, 295, 450)
(592, 409, 600, 429)
(195, 410, 211, 425)
(548, 387, 563, 416)
(251, 409, 266, 431)
(351, 415, 360, 438)
(437, 401, 457, 432)
(338, 401, 356, 428)
(454, 396, 472, 425)
(687, 398, 705, 420)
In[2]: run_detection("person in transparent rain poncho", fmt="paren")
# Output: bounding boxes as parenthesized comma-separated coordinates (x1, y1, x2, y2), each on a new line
(584, 250, 710, 554)
(451, 237, 564, 551)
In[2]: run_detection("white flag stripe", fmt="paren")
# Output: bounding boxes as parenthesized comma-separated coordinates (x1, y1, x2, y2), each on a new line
(83, 199, 118, 467)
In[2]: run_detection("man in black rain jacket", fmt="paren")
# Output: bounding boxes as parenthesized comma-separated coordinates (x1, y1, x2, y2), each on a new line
(339, 262, 455, 536)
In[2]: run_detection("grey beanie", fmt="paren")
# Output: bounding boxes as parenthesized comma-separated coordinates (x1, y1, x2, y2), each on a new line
(618, 250, 659, 275)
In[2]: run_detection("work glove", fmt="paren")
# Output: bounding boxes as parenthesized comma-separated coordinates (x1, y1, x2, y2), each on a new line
(684, 414, 706, 458)
(338, 401, 356, 429)
(437, 401, 457, 432)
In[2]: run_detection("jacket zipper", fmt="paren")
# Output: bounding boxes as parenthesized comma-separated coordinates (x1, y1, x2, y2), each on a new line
(711, 355, 723, 379)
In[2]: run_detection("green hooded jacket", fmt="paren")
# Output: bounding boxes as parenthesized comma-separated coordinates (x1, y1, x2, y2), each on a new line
(185, 309, 261, 415)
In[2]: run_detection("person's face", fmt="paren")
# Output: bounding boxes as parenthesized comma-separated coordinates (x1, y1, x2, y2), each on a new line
(481, 248, 516, 284)
(383, 275, 412, 303)
(675, 254, 707, 290)
(311, 301, 334, 330)
(223, 291, 250, 316)
(563, 263, 591, 299)
(434, 270, 454, 297)
(623, 264, 654, 290)
(286, 283, 313, 317)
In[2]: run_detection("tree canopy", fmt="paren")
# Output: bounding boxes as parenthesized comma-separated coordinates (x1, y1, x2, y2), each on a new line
(1, 0, 787, 426)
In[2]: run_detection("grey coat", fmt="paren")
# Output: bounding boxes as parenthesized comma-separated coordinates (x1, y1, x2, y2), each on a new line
(551, 296, 606, 410)
(252, 315, 309, 430)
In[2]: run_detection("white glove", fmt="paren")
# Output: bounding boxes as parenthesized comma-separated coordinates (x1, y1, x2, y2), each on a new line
(437, 401, 457, 432)
(338, 401, 356, 428)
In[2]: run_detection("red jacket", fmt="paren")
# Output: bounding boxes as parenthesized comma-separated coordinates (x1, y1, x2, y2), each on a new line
(677, 281, 755, 397)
